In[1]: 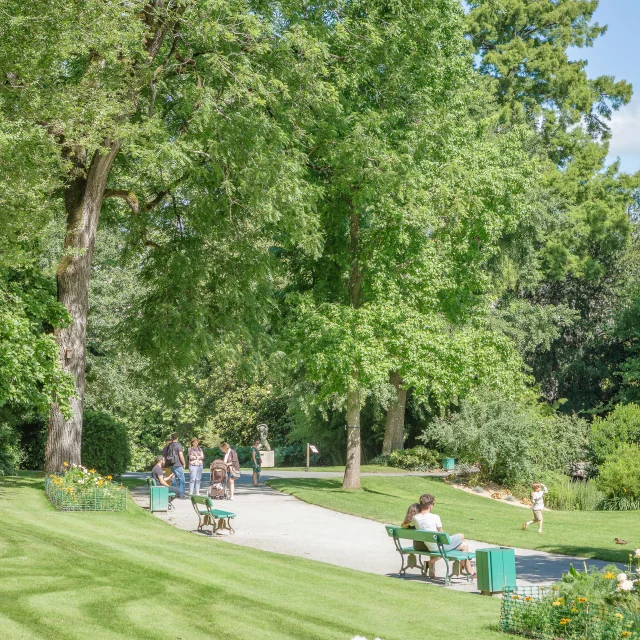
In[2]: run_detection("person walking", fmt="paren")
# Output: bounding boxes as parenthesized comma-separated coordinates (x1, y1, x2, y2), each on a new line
(188, 437, 204, 495)
(162, 433, 186, 498)
(220, 442, 240, 500)
(250, 439, 262, 486)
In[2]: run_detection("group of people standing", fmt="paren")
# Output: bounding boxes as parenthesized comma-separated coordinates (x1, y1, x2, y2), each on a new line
(151, 433, 263, 500)
(151, 433, 241, 500)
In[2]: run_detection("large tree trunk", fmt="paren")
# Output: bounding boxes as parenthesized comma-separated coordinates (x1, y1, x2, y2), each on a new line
(382, 371, 406, 454)
(45, 142, 121, 471)
(342, 207, 362, 490)
(342, 379, 361, 489)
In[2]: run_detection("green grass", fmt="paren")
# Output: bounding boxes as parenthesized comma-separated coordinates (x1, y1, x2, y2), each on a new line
(267, 476, 640, 564)
(257, 465, 409, 473)
(0, 474, 504, 640)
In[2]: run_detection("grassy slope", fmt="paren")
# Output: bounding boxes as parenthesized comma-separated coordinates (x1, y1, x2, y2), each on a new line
(267, 476, 640, 563)
(0, 475, 503, 640)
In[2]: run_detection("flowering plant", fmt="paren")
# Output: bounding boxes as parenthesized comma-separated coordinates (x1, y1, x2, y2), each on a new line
(45, 463, 126, 512)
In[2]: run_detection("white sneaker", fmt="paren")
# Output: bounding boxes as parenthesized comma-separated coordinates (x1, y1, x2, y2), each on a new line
(229, 497, 234, 501)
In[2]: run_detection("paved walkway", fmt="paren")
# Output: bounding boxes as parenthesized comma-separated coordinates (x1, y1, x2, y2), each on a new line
(129, 470, 613, 593)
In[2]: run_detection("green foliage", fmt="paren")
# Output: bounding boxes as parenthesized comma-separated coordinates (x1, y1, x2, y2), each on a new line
(0, 423, 21, 476)
(0, 261, 73, 414)
(596, 444, 640, 500)
(544, 479, 604, 513)
(81, 410, 130, 476)
(422, 390, 588, 486)
(597, 496, 640, 512)
(591, 404, 640, 466)
(466, 0, 631, 150)
(388, 447, 441, 471)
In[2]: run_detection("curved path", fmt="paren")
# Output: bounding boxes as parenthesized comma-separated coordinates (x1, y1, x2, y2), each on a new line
(128, 470, 613, 593)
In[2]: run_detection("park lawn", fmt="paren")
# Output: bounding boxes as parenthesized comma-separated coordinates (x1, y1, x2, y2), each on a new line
(0, 474, 503, 640)
(267, 476, 640, 564)
(259, 465, 410, 474)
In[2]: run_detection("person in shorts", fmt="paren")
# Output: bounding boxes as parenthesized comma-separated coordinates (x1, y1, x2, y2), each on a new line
(412, 493, 475, 578)
(523, 482, 548, 533)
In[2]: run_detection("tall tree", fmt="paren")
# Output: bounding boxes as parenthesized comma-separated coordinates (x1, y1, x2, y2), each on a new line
(0, 0, 332, 469)
(281, 0, 537, 488)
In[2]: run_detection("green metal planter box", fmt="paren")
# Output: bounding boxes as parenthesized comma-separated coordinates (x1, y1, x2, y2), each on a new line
(476, 547, 517, 595)
(442, 457, 455, 471)
(150, 486, 169, 512)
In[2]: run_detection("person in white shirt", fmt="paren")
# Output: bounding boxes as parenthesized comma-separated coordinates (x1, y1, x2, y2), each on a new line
(523, 482, 548, 533)
(412, 493, 475, 578)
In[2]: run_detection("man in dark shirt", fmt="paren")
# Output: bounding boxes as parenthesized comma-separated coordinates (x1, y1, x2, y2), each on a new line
(161, 433, 186, 498)
(151, 456, 178, 507)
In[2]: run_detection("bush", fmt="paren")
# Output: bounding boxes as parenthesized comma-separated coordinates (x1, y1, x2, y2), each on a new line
(591, 403, 640, 466)
(422, 390, 588, 487)
(388, 446, 441, 471)
(81, 410, 130, 476)
(0, 423, 21, 475)
(596, 443, 640, 499)
(367, 454, 390, 466)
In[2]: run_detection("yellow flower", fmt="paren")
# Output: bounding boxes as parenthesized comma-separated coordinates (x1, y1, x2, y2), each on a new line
(511, 595, 521, 600)
(571, 607, 578, 613)
(552, 601, 562, 607)
(559, 618, 571, 625)
(577, 597, 587, 603)
(524, 597, 532, 602)
(107, 475, 112, 480)
(604, 572, 617, 580)
(616, 613, 624, 620)
(63, 462, 69, 467)
(89, 469, 96, 474)
(622, 632, 632, 638)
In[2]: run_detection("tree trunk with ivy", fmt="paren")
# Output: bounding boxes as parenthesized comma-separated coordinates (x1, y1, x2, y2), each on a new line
(45, 143, 121, 471)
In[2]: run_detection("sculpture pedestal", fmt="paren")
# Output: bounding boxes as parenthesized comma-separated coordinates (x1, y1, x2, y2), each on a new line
(260, 450, 275, 468)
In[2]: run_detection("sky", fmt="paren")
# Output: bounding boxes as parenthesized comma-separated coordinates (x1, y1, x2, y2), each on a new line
(569, 0, 640, 173)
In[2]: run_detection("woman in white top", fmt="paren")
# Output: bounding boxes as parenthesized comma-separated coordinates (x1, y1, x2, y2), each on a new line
(188, 437, 204, 495)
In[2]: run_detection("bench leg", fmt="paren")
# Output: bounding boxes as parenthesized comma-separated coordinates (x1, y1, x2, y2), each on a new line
(453, 560, 461, 576)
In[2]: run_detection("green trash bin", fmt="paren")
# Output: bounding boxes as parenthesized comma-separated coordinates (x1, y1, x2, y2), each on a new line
(150, 485, 169, 512)
(442, 457, 455, 471)
(476, 547, 517, 595)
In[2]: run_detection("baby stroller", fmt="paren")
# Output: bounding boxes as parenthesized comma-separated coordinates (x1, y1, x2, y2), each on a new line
(208, 459, 229, 500)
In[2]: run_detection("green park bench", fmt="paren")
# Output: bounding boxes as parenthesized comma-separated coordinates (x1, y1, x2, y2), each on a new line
(146, 477, 177, 511)
(191, 495, 236, 535)
(385, 525, 476, 585)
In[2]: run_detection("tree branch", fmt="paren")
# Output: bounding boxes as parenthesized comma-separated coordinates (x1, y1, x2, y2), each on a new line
(104, 189, 140, 214)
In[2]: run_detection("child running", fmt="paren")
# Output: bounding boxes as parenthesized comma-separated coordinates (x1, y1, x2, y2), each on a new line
(523, 482, 548, 533)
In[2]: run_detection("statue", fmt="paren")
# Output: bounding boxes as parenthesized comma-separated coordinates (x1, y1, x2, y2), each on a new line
(257, 423, 271, 451)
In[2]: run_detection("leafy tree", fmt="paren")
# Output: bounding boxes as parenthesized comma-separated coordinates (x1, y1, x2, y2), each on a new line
(590, 403, 640, 466)
(0, 0, 334, 469)
(466, 0, 631, 156)
(281, 0, 537, 488)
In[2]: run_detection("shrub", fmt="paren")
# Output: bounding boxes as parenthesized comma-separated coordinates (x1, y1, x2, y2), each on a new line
(0, 423, 21, 475)
(367, 454, 390, 467)
(596, 443, 640, 499)
(274, 443, 306, 466)
(591, 403, 640, 466)
(388, 446, 440, 471)
(422, 390, 588, 487)
(422, 391, 536, 485)
(81, 410, 130, 476)
(597, 495, 640, 511)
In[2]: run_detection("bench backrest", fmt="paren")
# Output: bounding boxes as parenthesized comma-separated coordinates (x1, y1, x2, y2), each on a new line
(191, 495, 213, 513)
(146, 477, 157, 486)
(385, 525, 451, 547)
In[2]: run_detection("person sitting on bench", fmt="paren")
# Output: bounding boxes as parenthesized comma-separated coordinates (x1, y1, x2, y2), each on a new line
(412, 493, 475, 578)
(151, 456, 178, 504)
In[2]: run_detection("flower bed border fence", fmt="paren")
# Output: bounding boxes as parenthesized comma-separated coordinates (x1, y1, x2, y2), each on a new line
(500, 586, 640, 640)
(45, 474, 127, 512)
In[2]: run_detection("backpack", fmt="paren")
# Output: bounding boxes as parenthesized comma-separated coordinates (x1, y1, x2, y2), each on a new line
(165, 442, 179, 466)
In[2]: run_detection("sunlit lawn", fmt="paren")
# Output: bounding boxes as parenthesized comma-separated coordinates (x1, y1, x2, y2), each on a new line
(268, 476, 640, 563)
(0, 474, 504, 640)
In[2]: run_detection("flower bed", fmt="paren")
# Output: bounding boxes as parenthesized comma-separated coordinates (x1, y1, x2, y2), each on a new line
(45, 464, 127, 512)
(501, 583, 640, 640)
